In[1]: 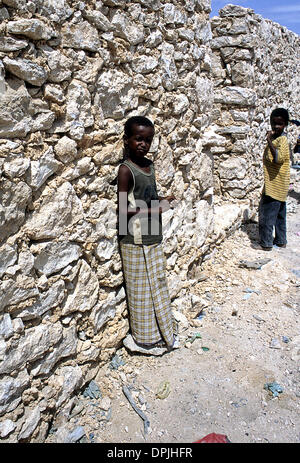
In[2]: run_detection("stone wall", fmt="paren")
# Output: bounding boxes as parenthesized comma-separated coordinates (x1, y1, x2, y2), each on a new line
(0, 0, 299, 442)
(209, 4, 300, 240)
(0, 0, 215, 442)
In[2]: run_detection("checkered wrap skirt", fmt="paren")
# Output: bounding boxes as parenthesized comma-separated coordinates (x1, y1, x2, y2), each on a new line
(120, 242, 175, 347)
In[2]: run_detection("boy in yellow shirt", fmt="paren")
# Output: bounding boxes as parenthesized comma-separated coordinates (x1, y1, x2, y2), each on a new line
(258, 108, 290, 250)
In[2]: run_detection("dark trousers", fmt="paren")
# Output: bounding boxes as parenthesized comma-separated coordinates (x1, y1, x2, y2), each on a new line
(258, 194, 287, 247)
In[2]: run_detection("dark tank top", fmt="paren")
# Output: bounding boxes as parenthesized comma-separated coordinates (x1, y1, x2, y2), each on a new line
(119, 159, 163, 245)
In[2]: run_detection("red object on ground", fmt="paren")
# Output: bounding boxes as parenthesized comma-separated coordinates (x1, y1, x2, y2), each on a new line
(194, 433, 230, 443)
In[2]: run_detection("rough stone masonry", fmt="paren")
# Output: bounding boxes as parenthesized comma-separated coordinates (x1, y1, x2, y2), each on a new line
(0, 0, 299, 442)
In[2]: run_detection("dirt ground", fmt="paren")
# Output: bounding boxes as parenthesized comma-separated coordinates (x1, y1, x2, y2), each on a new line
(46, 169, 300, 445)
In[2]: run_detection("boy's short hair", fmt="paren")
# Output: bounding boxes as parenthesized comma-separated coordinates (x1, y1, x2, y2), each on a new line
(270, 108, 289, 124)
(124, 116, 154, 137)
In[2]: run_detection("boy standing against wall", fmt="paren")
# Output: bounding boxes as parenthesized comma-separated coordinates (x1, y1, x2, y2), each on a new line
(258, 108, 290, 250)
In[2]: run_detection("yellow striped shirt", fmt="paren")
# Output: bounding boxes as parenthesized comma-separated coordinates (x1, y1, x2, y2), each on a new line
(263, 135, 290, 202)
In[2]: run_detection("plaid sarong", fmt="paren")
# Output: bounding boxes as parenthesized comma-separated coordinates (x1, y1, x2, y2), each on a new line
(120, 242, 174, 347)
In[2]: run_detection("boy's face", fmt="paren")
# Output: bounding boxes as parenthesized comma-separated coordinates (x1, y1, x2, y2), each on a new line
(271, 116, 286, 137)
(124, 124, 154, 158)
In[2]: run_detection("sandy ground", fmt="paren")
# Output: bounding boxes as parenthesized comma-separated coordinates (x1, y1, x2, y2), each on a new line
(45, 169, 300, 445)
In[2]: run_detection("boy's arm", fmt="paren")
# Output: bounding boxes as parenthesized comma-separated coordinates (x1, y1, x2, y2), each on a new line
(266, 131, 279, 163)
(266, 134, 289, 164)
(117, 164, 138, 218)
(117, 165, 168, 217)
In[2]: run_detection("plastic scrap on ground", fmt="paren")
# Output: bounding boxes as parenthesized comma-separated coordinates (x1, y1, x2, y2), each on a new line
(264, 382, 284, 397)
(187, 332, 202, 343)
(194, 432, 231, 443)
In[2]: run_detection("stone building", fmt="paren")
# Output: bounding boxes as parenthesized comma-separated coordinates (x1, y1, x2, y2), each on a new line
(0, 0, 299, 441)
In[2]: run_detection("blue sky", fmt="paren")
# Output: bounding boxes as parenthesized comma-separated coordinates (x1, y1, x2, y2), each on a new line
(210, 1, 300, 35)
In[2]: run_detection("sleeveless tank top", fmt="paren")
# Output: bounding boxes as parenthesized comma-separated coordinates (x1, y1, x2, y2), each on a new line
(118, 159, 163, 245)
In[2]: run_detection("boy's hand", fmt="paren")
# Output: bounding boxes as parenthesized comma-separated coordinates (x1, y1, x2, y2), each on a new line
(267, 131, 274, 142)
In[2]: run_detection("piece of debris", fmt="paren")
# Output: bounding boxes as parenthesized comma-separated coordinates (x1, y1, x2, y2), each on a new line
(99, 397, 111, 411)
(239, 258, 272, 269)
(243, 287, 261, 295)
(264, 382, 284, 397)
(291, 269, 300, 278)
(122, 385, 150, 434)
(195, 309, 206, 320)
(194, 432, 231, 443)
(82, 380, 102, 400)
(109, 353, 125, 370)
(187, 332, 202, 344)
(156, 381, 171, 399)
(269, 338, 281, 349)
(231, 398, 248, 408)
(173, 310, 189, 331)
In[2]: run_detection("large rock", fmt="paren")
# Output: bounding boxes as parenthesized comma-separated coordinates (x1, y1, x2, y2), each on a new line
(54, 136, 78, 164)
(0, 314, 14, 340)
(95, 70, 138, 120)
(0, 277, 39, 312)
(0, 323, 63, 375)
(0, 178, 32, 242)
(65, 80, 94, 140)
(111, 11, 144, 45)
(0, 78, 33, 137)
(82, 9, 113, 31)
(33, 241, 82, 276)
(159, 43, 178, 91)
(214, 86, 256, 106)
(0, 243, 17, 277)
(3, 57, 48, 86)
(55, 366, 84, 408)
(31, 326, 78, 376)
(163, 3, 187, 25)
(0, 77, 54, 137)
(90, 287, 125, 333)
(27, 147, 61, 190)
(6, 19, 55, 40)
(0, 419, 16, 438)
(16, 280, 66, 320)
(61, 20, 100, 51)
(18, 406, 41, 441)
(62, 260, 99, 315)
(40, 46, 73, 83)
(35, 0, 73, 24)
(218, 157, 248, 180)
(25, 182, 84, 240)
(0, 36, 28, 52)
(3, 155, 30, 179)
(0, 370, 30, 417)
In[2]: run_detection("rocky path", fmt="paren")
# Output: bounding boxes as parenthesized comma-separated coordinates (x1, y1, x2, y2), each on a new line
(45, 170, 300, 444)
